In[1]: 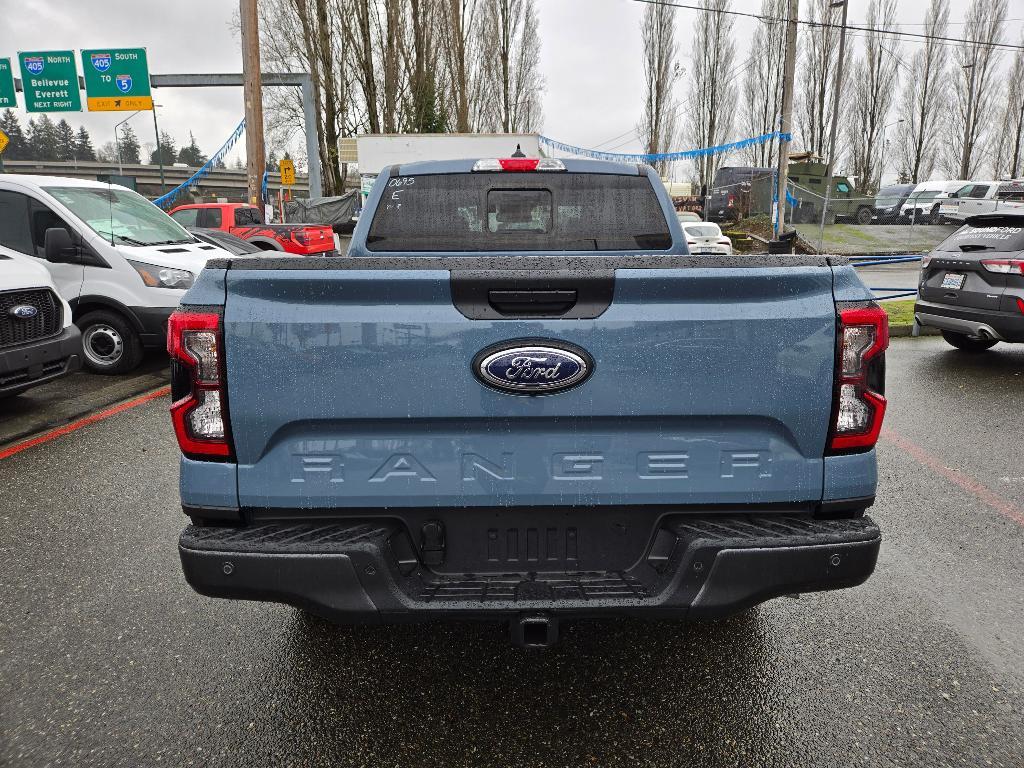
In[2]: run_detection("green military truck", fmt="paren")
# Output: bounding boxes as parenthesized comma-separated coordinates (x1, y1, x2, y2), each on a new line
(748, 160, 876, 225)
(785, 160, 875, 225)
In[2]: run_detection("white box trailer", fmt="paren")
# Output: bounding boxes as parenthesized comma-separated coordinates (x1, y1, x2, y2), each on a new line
(355, 133, 541, 175)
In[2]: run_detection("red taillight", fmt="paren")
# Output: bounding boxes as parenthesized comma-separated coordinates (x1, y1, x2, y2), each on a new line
(829, 303, 888, 452)
(168, 310, 233, 460)
(981, 258, 1024, 275)
(1017, 297, 1024, 315)
(727, 194, 735, 207)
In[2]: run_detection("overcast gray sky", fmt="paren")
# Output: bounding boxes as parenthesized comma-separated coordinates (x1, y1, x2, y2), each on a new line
(2, 0, 1019, 169)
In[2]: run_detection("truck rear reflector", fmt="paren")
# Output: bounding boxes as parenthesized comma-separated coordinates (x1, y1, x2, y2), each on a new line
(829, 303, 888, 453)
(168, 310, 233, 460)
(472, 158, 566, 172)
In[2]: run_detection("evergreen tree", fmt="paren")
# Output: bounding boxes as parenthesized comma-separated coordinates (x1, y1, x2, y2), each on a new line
(27, 115, 58, 160)
(0, 109, 28, 160)
(74, 127, 96, 161)
(176, 131, 207, 167)
(118, 124, 141, 164)
(233, 156, 244, 170)
(266, 149, 279, 173)
(149, 130, 177, 166)
(54, 119, 76, 161)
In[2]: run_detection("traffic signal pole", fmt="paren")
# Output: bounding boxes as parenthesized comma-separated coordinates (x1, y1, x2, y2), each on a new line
(240, 0, 266, 207)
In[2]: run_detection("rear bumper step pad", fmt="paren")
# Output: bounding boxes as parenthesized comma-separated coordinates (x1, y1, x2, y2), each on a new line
(179, 515, 880, 622)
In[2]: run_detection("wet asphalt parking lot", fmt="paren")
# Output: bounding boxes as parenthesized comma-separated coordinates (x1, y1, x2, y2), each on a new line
(1, 336, 1023, 767)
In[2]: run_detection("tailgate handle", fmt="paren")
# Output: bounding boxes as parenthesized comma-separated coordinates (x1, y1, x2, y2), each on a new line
(487, 289, 578, 316)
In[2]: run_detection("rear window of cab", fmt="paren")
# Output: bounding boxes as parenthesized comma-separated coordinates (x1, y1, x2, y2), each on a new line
(936, 222, 1024, 252)
(365, 172, 672, 252)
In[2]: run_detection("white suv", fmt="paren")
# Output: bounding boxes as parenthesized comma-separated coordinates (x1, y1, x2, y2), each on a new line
(0, 245, 81, 396)
(0, 175, 233, 374)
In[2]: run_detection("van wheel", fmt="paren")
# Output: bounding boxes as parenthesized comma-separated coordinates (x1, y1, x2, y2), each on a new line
(77, 310, 143, 374)
(856, 207, 872, 225)
(941, 330, 998, 352)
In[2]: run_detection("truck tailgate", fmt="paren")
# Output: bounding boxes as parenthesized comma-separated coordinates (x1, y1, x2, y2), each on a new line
(224, 263, 837, 509)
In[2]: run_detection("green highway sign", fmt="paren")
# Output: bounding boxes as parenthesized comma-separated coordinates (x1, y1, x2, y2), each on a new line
(81, 48, 152, 111)
(0, 58, 17, 109)
(18, 50, 81, 112)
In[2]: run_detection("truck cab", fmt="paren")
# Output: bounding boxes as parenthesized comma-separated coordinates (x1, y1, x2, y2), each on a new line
(171, 157, 887, 647)
(939, 181, 1024, 223)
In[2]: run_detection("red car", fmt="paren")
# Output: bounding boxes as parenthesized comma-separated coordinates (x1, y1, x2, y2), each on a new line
(168, 203, 335, 256)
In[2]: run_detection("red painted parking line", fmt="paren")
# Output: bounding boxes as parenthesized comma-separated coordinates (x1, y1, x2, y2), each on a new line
(0, 386, 170, 462)
(881, 428, 1024, 527)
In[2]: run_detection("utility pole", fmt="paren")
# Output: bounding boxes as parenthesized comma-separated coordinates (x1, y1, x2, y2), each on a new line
(774, 0, 799, 240)
(959, 62, 977, 180)
(240, 0, 266, 206)
(817, 0, 849, 244)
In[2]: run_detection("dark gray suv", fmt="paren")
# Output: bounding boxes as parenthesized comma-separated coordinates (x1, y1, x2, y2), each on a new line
(915, 212, 1024, 351)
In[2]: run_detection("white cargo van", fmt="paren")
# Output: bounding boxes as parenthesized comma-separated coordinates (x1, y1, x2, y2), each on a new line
(0, 245, 81, 396)
(900, 180, 969, 224)
(0, 175, 232, 373)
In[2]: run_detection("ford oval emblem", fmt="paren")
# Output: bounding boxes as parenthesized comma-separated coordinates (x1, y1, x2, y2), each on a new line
(9, 304, 39, 320)
(475, 341, 593, 395)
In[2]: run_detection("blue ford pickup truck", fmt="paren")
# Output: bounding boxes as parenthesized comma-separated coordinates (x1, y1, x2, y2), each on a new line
(170, 157, 888, 647)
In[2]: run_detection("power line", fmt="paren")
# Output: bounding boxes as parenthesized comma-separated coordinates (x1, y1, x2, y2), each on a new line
(631, 0, 1024, 53)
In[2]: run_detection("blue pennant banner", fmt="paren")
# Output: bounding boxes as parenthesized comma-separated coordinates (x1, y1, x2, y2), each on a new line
(153, 120, 247, 209)
(538, 131, 792, 164)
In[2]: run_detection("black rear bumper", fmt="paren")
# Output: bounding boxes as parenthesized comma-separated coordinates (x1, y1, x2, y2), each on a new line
(179, 514, 880, 629)
(915, 299, 1024, 342)
(0, 324, 82, 395)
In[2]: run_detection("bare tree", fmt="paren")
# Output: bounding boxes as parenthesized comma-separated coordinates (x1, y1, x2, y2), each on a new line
(345, 0, 382, 133)
(439, 0, 484, 132)
(740, 0, 785, 167)
(684, 0, 737, 189)
(638, 3, 680, 176)
(403, 0, 445, 131)
(257, 0, 352, 193)
(344, 0, 406, 133)
(796, 0, 841, 156)
(987, 35, 1024, 178)
(845, 0, 899, 193)
(292, 0, 345, 189)
(479, 0, 544, 133)
(894, 0, 948, 183)
(941, 0, 1007, 179)
(1005, 38, 1024, 177)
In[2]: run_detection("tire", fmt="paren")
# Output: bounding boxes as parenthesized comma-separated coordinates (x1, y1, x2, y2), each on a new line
(940, 329, 998, 352)
(77, 310, 143, 374)
(856, 207, 873, 225)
